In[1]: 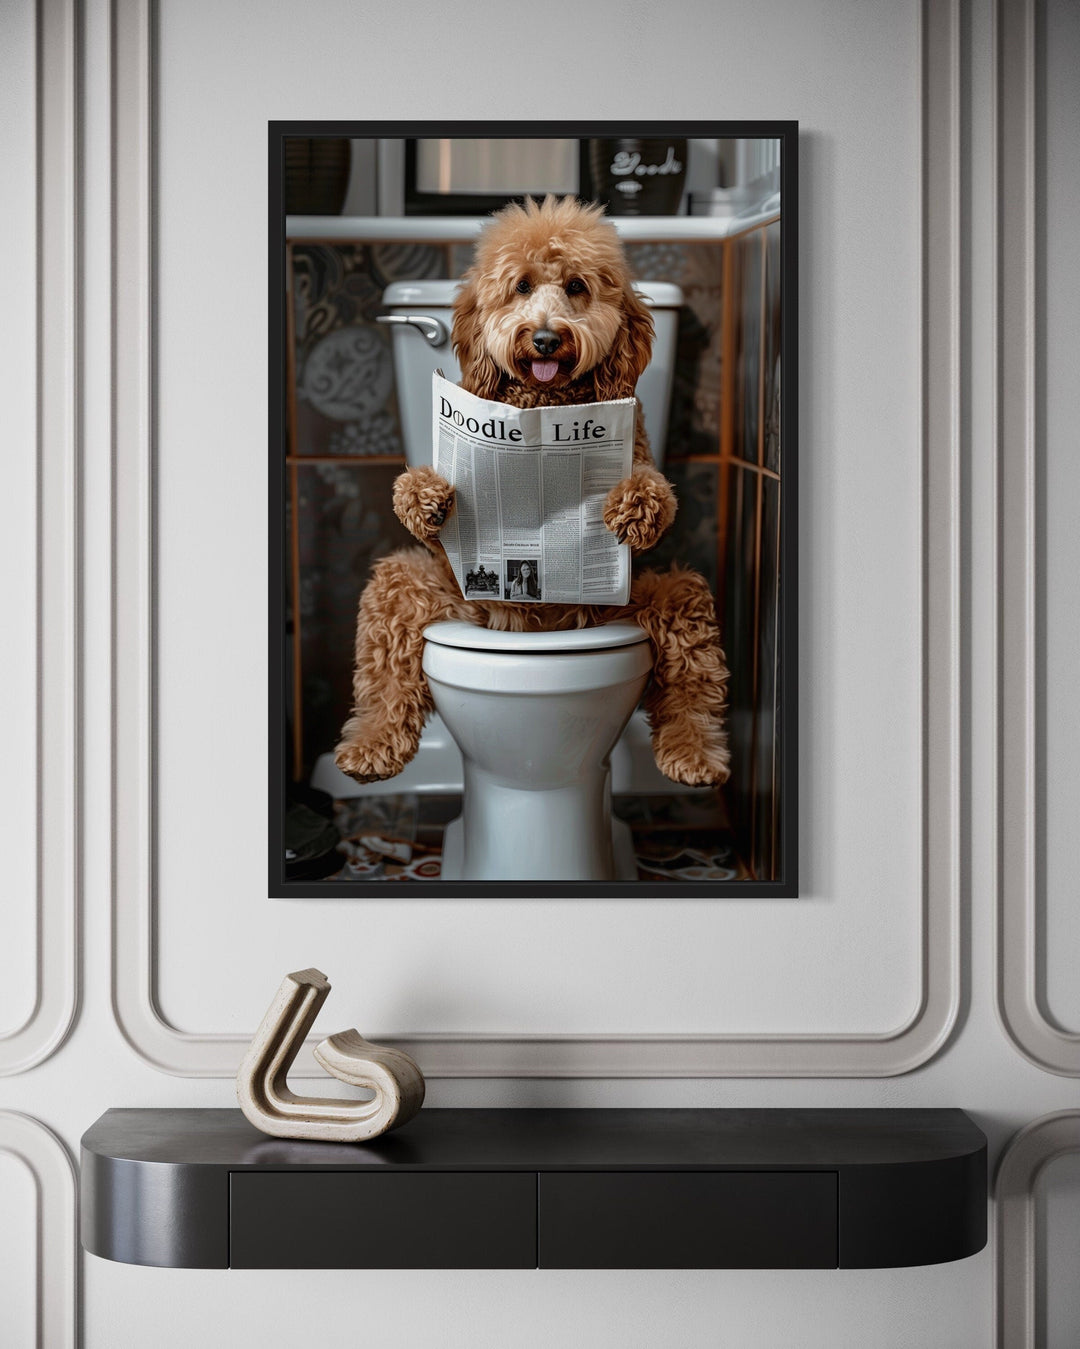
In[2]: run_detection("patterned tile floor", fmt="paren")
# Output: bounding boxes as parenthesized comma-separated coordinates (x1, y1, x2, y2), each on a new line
(321, 791, 749, 884)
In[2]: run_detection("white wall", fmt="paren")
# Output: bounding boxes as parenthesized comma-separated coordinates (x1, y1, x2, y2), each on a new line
(2, 0, 1079, 1345)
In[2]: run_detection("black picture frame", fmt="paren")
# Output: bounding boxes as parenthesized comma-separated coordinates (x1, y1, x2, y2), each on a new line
(270, 120, 798, 899)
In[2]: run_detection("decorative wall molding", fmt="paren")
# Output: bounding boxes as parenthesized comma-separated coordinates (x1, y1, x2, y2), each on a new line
(0, 1111, 80, 1349)
(111, 0, 962, 1077)
(995, 0, 1080, 1075)
(0, 0, 81, 1075)
(996, 1110, 1080, 1348)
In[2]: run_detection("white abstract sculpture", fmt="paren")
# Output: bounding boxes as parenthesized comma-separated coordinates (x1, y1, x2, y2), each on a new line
(236, 968, 425, 1142)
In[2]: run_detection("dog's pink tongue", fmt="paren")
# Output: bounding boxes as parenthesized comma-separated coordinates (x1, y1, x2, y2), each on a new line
(531, 359, 559, 382)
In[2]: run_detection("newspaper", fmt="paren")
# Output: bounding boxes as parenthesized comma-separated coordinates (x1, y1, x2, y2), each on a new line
(431, 372, 635, 606)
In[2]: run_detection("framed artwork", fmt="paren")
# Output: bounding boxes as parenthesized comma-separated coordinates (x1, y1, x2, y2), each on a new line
(270, 121, 797, 898)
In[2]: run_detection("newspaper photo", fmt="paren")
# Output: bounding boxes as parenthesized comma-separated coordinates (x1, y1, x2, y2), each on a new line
(432, 372, 635, 606)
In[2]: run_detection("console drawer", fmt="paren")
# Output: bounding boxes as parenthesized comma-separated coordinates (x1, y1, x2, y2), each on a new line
(230, 1171, 536, 1269)
(539, 1171, 838, 1268)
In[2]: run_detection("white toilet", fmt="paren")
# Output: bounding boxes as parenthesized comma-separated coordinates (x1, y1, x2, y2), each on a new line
(311, 275, 686, 878)
(422, 621, 652, 880)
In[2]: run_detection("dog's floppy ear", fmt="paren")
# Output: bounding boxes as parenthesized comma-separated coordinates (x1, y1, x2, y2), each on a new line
(593, 286, 655, 402)
(451, 273, 503, 400)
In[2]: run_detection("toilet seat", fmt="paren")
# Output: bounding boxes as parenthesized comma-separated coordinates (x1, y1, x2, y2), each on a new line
(422, 621, 652, 695)
(422, 620, 649, 653)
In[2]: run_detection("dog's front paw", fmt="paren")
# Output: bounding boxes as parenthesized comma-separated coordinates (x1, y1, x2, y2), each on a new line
(603, 473, 676, 553)
(392, 466, 456, 543)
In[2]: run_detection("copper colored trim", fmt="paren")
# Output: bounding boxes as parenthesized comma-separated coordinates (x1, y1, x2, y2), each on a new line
(716, 459, 731, 634)
(770, 482, 782, 880)
(758, 230, 768, 466)
(748, 462, 764, 876)
(751, 233, 768, 874)
(285, 245, 299, 457)
(715, 237, 731, 614)
(726, 456, 780, 481)
(664, 457, 779, 479)
(719, 236, 737, 465)
(286, 455, 406, 467)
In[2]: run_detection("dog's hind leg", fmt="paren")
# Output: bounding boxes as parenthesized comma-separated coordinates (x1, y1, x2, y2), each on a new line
(334, 549, 469, 784)
(628, 566, 731, 787)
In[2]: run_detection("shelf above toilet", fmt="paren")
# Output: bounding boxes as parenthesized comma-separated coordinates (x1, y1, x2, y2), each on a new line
(285, 212, 780, 243)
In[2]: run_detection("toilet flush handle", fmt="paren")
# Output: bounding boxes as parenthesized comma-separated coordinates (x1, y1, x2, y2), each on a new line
(375, 313, 450, 348)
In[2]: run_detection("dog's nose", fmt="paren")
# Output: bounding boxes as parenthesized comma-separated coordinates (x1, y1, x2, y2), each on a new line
(532, 328, 562, 357)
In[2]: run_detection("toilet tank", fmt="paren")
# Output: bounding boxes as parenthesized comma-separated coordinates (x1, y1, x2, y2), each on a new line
(381, 279, 683, 469)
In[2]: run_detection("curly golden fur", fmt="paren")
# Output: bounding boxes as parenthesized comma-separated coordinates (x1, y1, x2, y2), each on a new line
(335, 195, 730, 788)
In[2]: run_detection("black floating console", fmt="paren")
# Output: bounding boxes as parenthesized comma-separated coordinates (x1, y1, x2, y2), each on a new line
(80, 1108, 987, 1270)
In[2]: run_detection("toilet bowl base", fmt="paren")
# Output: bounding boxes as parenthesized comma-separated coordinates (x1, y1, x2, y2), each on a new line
(440, 815, 637, 883)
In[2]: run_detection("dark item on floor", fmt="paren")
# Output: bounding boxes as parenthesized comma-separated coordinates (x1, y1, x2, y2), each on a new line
(284, 795, 343, 880)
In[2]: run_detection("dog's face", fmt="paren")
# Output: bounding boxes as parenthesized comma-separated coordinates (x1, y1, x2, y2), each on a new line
(452, 195, 654, 402)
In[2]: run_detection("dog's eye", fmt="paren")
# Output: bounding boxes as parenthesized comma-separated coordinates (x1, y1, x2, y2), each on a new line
(566, 278, 587, 296)
(515, 278, 531, 294)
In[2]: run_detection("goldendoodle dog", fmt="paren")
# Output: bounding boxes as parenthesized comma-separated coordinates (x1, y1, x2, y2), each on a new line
(335, 194, 730, 788)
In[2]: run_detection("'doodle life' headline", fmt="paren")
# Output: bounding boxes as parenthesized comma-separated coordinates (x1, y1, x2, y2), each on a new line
(438, 396, 611, 444)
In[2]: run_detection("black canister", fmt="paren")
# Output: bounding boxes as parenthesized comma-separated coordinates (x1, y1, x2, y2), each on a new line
(586, 138, 687, 215)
